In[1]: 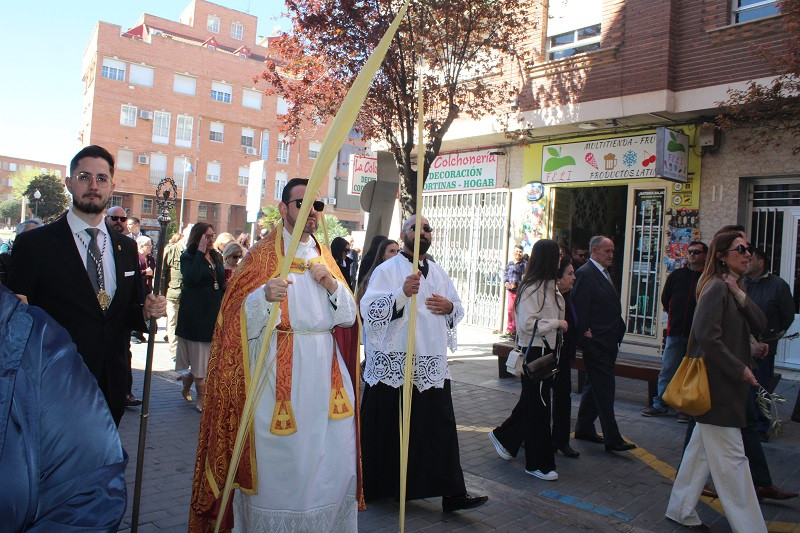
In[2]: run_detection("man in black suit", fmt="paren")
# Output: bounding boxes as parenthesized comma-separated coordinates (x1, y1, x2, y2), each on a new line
(8, 145, 166, 426)
(572, 235, 636, 452)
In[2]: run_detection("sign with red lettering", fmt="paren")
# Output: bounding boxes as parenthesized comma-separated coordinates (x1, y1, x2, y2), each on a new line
(347, 154, 377, 196)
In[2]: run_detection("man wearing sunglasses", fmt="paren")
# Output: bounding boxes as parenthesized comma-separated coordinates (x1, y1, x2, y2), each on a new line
(190, 178, 362, 531)
(642, 240, 707, 420)
(105, 206, 128, 235)
(7, 145, 166, 426)
(359, 215, 488, 513)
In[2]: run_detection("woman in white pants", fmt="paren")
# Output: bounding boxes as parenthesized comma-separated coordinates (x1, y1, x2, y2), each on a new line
(666, 231, 767, 532)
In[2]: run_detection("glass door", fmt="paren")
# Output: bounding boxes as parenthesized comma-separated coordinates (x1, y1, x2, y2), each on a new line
(624, 187, 666, 339)
(776, 209, 800, 369)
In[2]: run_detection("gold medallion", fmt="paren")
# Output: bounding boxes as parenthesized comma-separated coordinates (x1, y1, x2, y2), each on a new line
(97, 289, 111, 311)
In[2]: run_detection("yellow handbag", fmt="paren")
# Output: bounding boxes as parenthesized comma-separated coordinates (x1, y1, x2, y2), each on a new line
(662, 336, 711, 417)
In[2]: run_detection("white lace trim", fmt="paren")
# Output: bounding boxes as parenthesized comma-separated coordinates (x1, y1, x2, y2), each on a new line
(233, 493, 357, 533)
(363, 351, 451, 391)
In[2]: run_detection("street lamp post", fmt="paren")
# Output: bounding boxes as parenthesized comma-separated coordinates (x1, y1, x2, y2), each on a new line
(33, 189, 41, 218)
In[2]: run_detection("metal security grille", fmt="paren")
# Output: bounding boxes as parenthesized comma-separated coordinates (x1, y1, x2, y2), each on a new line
(423, 190, 510, 329)
(749, 180, 800, 273)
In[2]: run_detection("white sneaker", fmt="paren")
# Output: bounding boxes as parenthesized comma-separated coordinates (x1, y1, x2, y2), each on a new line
(488, 431, 513, 461)
(526, 469, 558, 481)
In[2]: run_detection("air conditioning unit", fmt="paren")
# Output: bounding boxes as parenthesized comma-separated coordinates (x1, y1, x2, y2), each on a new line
(245, 146, 258, 156)
(139, 110, 153, 120)
(325, 197, 336, 206)
(137, 154, 150, 164)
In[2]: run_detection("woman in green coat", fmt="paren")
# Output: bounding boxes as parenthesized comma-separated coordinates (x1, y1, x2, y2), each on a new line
(175, 222, 225, 412)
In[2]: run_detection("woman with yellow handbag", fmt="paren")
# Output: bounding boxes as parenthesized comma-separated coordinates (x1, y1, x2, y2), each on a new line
(666, 231, 767, 533)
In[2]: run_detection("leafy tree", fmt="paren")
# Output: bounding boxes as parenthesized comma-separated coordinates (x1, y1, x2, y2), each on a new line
(0, 199, 21, 227)
(716, 0, 800, 153)
(11, 168, 42, 200)
(21, 174, 70, 221)
(260, 0, 534, 215)
(258, 205, 282, 233)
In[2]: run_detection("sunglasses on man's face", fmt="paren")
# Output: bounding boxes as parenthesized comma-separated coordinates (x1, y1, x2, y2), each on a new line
(726, 245, 752, 255)
(686, 249, 705, 256)
(409, 224, 434, 233)
(107, 215, 127, 222)
(285, 199, 325, 212)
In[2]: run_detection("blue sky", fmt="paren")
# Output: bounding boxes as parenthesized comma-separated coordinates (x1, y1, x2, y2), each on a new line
(0, 1, 288, 168)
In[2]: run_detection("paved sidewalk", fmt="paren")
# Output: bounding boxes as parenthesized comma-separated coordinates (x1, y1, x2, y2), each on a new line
(118, 324, 800, 532)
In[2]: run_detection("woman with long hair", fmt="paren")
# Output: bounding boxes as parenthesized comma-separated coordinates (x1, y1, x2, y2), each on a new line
(489, 239, 566, 480)
(356, 238, 400, 306)
(552, 256, 579, 458)
(358, 234, 387, 283)
(666, 230, 767, 532)
(330, 236, 353, 288)
(175, 223, 226, 412)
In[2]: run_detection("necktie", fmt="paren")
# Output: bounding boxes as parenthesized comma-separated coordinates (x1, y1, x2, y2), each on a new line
(602, 268, 612, 283)
(85, 228, 103, 294)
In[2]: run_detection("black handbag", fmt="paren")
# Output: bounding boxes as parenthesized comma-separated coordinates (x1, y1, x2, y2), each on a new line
(521, 320, 560, 383)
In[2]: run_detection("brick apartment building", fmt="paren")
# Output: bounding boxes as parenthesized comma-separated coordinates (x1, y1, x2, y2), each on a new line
(80, 0, 364, 240)
(0, 156, 67, 221)
(423, 0, 799, 368)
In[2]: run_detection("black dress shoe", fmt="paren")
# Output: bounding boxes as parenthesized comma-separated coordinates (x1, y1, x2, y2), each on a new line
(442, 493, 489, 512)
(125, 393, 143, 407)
(574, 432, 604, 444)
(554, 443, 580, 458)
(605, 442, 636, 452)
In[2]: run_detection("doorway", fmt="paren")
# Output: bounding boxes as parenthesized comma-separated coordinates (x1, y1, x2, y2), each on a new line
(551, 185, 628, 292)
(749, 179, 800, 369)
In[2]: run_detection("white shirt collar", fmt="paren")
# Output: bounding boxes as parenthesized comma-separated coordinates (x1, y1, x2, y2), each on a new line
(66, 206, 108, 236)
(589, 257, 607, 272)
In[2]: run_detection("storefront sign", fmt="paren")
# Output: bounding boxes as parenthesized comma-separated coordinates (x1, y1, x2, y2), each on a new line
(347, 154, 377, 196)
(424, 150, 498, 192)
(655, 127, 689, 183)
(542, 135, 658, 183)
(347, 149, 499, 195)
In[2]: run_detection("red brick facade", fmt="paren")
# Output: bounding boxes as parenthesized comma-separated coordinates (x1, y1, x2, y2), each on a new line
(517, 0, 787, 112)
(81, 0, 363, 234)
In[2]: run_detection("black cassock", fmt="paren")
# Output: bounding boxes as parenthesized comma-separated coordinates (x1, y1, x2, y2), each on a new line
(360, 380, 467, 500)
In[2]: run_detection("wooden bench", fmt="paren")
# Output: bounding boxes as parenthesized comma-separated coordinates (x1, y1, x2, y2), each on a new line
(493, 341, 661, 404)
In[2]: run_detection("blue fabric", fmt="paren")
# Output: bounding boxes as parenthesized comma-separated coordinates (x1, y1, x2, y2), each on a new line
(0, 284, 127, 531)
(503, 260, 526, 287)
(653, 336, 689, 411)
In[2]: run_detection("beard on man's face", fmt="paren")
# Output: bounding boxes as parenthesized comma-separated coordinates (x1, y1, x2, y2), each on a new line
(403, 233, 431, 255)
(73, 195, 106, 215)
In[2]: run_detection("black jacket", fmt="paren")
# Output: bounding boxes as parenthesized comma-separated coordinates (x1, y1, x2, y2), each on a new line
(661, 266, 701, 338)
(744, 273, 795, 342)
(6, 215, 146, 408)
(572, 260, 626, 351)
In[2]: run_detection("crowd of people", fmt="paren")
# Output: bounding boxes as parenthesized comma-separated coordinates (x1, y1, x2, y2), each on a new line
(1, 144, 799, 532)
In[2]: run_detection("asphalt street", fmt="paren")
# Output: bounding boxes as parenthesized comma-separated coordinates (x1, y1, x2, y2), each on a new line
(117, 323, 800, 532)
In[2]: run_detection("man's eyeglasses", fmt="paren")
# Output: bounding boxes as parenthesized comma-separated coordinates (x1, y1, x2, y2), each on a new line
(726, 245, 752, 255)
(686, 249, 705, 256)
(73, 172, 112, 188)
(409, 224, 434, 233)
(285, 199, 325, 212)
(107, 215, 127, 222)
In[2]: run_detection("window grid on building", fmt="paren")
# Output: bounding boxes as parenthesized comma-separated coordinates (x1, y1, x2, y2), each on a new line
(117, 149, 134, 171)
(238, 166, 249, 186)
(733, 0, 780, 22)
(142, 198, 153, 214)
(241, 128, 255, 148)
(547, 24, 601, 60)
(120, 104, 137, 127)
(277, 137, 290, 164)
(211, 82, 232, 103)
(207, 15, 220, 33)
(308, 142, 321, 159)
(206, 162, 221, 183)
(198, 204, 208, 218)
(231, 22, 244, 40)
(275, 172, 288, 201)
(173, 73, 197, 96)
(152, 111, 171, 144)
(210, 122, 224, 142)
(101, 58, 126, 81)
(111, 195, 123, 207)
(176, 115, 194, 148)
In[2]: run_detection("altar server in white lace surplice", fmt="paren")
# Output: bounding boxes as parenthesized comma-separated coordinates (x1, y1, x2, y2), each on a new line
(360, 215, 488, 513)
